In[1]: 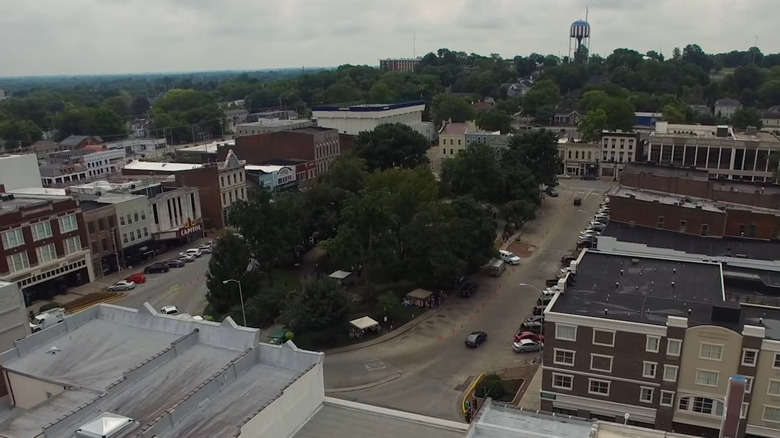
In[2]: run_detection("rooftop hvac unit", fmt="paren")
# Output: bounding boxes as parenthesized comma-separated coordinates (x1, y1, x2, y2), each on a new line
(75, 413, 135, 438)
(746, 125, 757, 135)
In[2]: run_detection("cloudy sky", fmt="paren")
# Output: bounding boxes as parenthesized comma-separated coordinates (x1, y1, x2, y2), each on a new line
(0, 0, 776, 76)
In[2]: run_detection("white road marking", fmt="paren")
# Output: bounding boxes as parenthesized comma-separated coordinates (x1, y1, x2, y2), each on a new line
(363, 359, 387, 372)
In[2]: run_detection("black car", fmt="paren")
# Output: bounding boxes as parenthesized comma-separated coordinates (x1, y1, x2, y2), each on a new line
(144, 262, 170, 274)
(465, 331, 488, 348)
(560, 255, 576, 266)
(545, 278, 560, 287)
(546, 187, 559, 197)
(521, 321, 543, 334)
(573, 197, 582, 206)
(166, 259, 185, 268)
(458, 282, 479, 298)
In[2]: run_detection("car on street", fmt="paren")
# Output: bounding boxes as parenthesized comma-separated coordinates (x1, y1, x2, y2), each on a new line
(465, 331, 488, 348)
(573, 197, 582, 206)
(514, 331, 544, 343)
(545, 278, 560, 287)
(498, 250, 521, 265)
(512, 339, 543, 353)
(144, 262, 170, 274)
(594, 212, 609, 220)
(108, 280, 135, 291)
(458, 282, 479, 298)
(560, 255, 576, 266)
(160, 305, 179, 315)
(198, 244, 212, 254)
(520, 321, 543, 334)
(124, 273, 146, 284)
(546, 187, 559, 197)
(182, 248, 202, 258)
(588, 221, 606, 230)
(166, 259, 185, 268)
(177, 254, 195, 263)
(525, 314, 544, 324)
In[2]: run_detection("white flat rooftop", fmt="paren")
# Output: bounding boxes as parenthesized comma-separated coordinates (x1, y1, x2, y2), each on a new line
(124, 161, 204, 172)
(246, 164, 285, 173)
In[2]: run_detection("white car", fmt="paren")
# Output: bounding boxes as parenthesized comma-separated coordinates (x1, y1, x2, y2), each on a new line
(182, 248, 202, 258)
(160, 305, 179, 315)
(108, 280, 135, 291)
(499, 250, 521, 265)
(198, 244, 212, 254)
(177, 253, 195, 263)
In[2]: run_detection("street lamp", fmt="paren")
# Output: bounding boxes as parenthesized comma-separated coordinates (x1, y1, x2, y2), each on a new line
(222, 279, 247, 326)
(518, 282, 543, 294)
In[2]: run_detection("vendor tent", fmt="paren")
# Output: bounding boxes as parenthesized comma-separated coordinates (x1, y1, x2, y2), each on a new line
(329, 270, 353, 282)
(350, 316, 379, 331)
(405, 288, 434, 308)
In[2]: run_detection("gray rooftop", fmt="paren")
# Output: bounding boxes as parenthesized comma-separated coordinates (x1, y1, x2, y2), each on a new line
(294, 399, 466, 438)
(551, 251, 725, 326)
(0, 195, 70, 216)
(468, 402, 593, 438)
(608, 187, 724, 213)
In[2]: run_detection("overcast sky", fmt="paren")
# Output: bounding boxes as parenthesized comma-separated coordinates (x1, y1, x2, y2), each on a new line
(0, 0, 776, 76)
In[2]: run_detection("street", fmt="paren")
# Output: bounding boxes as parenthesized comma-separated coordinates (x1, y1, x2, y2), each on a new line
(323, 178, 612, 421)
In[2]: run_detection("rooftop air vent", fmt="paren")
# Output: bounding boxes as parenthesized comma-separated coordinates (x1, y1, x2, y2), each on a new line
(75, 413, 135, 438)
(630, 258, 640, 265)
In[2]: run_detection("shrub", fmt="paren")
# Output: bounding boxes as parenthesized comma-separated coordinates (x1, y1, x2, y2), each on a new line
(476, 373, 506, 399)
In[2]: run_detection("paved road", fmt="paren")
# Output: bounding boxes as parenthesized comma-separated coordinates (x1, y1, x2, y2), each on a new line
(323, 178, 613, 421)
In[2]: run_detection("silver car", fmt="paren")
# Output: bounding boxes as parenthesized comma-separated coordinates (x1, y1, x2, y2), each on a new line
(512, 339, 543, 353)
(108, 280, 135, 291)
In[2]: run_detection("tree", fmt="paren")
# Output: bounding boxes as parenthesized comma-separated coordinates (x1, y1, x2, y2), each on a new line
(601, 97, 636, 131)
(662, 104, 687, 123)
(53, 106, 126, 140)
(401, 203, 465, 288)
(205, 232, 260, 315)
(440, 142, 505, 202)
(522, 80, 560, 117)
(578, 109, 608, 141)
(377, 291, 403, 320)
(281, 278, 352, 332)
(0, 119, 43, 147)
(731, 107, 763, 129)
(130, 96, 151, 116)
(759, 80, 780, 107)
(150, 89, 223, 142)
(445, 197, 497, 274)
(104, 92, 133, 118)
(476, 109, 512, 133)
(352, 123, 430, 171)
(506, 130, 561, 187)
(431, 93, 476, 126)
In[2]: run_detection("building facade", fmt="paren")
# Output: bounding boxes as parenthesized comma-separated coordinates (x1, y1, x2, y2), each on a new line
(312, 101, 427, 137)
(80, 201, 121, 277)
(41, 148, 126, 187)
(0, 154, 43, 191)
(439, 122, 472, 159)
(217, 150, 246, 225)
(0, 281, 30, 352)
(379, 57, 422, 71)
(94, 194, 155, 264)
(144, 184, 203, 245)
(715, 98, 743, 119)
(245, 165, 297, 192)
(646, 122, 780, 182)
(105, 138, 168, 159)
(557, 141, 601, 177)
(234, 119, 313, 136)
(599, 130, 642, 179)
(0, 193, 92, 304)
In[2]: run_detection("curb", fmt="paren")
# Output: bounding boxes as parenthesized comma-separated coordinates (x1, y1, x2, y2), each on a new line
(325, 373, 403, 394)
(324, 308, 440, 355)
(66, 292, 126, 314)
(462, 373, 485, 413)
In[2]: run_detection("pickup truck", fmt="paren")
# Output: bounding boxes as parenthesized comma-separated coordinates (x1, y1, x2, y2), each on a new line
(29, 308, 65, 333)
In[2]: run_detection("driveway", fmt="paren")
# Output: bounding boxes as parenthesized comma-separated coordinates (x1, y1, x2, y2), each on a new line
(323, 178, 612, 421)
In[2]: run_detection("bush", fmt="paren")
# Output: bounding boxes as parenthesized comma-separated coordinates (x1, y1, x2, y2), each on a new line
(476, 373, 506, 399)
(38, 302, 61, 312)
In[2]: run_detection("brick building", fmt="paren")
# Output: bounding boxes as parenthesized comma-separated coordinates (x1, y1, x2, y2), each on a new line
(80, 201, 121, 277)
(0, 193, 92, 304)
(541, 249, 780, 437)
(607, 186, 780, 240)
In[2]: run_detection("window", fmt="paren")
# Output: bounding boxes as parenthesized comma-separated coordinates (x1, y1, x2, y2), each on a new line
(741, 402, 749, 419)
(646, 336, 660, 353)
(59, 214, 78, 233)
(568, 150, 572, 159)
(127, 214, 132, 224)
(122, 233, 128, 244)
(555, 324, 577, 341)
(36, 244, 57, 264)
(642, 362, 657, 378)
(667, 339, 681, 356)
(663, 365, 678, 382)
(1, 228, 24, 249)
(130, 232, 135, 241)
(221, 176, 225, 187)
(764, 406, 780, 423)
(700, 224, 709, 236)
(98, 218, 106, 230)
(588, 379, 610, 396)
(141, 211, 146, 220)
(87, 221, 96, 233)
(590, 354, 613, 372)
(699, 343, 723, 360)
(442, 148, 446, 155)
(143, 227, 149, 237)
(678, 397, 689, 411)
(745, 376, 753, 393)
(774, 353, 780, 368)
(660, 391, 674, 407)
(552, 373, 573, 390)
(768, 380, 780, 396)
(6, 252, 30, 273)
(30, 221, 52, 241)
(742, 349, 758, 366)
(692, 397, 724, 415)
(133, 212, 139, 222)
(136, 230, 142, 239)
(592, 329, 615, 347)
(639, 387, 654, 403)
(679, 220, 687, 232)
(657, 216, 665, 228)
(695, 370, 719, 387)
(120, 216, 126, 226)
(554, 349, 575, 366)
(63, 236, 81, 255)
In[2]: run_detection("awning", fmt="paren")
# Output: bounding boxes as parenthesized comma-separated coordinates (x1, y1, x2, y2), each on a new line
(350, 316, 379, 330)
(329, 270, 352, 280)
(406, 289, 433, 300)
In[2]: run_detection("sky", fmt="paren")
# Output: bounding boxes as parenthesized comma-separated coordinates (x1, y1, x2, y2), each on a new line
(0, 0, 777, 77)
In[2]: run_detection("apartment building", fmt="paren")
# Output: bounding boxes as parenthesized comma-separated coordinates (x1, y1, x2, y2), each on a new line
(0, 193, 92, 304)
(541, 249, 780, 437)
(599, 130, 643, 179)
(646, 122, 780, 182)
(41, 147, 126, 186)
(92, 194, 154, 264)
(379, 57, 422, 72)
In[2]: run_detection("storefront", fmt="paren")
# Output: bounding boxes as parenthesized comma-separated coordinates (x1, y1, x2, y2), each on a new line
(153, 219, 204, 252)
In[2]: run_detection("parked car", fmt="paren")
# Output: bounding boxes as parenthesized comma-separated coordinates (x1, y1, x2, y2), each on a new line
(546, 187, 559, 197)
(525, 314, 544, 324)
(520, 321, 543, 334)
(124, 273, 146, 284)
(588, 221, 606, 230)
(498, 250, 521, 265)
(160, 305, 179, 315)
(181, 248, 202, 258)
(573, 197, 582, 206)
(177, 254, 195, 263)
(108, 280, 136, 291)
(465, 331, 488, 348)
(514, 331, 544, 343)
(198, 244, 212, 254)
(594, 213, 609, 220)
(29, 308, 65, 332)
(144, 262, 170, 274)
(512, 339, 543, 353)
(560, 255, 576, 266)
(545, 278, 560, 287)
(458, 282, 479, 298)
(166, 259, 186, 268)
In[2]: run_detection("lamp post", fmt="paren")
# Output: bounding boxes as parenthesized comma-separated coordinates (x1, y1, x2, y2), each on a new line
(222, 279, 247, 326)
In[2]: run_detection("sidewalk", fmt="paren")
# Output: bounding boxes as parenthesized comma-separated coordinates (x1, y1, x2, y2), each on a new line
(516, 366, 542, 411)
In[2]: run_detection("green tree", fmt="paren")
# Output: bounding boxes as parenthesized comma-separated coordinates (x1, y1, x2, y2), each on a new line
(522, 80, 560, 117)
(53, 106, 126, 140)
(104, 92, 133, 118)
(601, 97, 636, 131)
(440, 142, 504, 202)
(205, 232, 260, 315)
(431, 93, 476, 126)
(759, 80, 780, 107)
(150, 89, 223, 142)
(352, 123, 430, 171)
(445, 197, 498, 274)
(377, 291, 403, 320)
(506, 130, 561, 187)
(731, 107, 763, 129)
(281, 278, 352, 332)
(662, 104, 687, 123)
(401, 203, 465, 288)
(578, 109, 608, 141)
(0, 119, 43, 147)
(130, 96, 151, 116)
(476, 109, 512, 133)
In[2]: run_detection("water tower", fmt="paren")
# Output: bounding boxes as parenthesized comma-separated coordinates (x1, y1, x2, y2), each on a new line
(568, 16, 591, 62)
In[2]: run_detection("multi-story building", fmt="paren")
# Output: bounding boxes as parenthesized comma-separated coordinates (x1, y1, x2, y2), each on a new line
(379, 57, 422, 72)
(599, 130, 643, 179)
(79, 201, 121, 277)
(646, 122, 780, 182)
(0, 154, 43, 191)
(245, 164, 298, 192)
(105, 138, 168, 159)
(227, 127, 340, 178)
(715, 98, 743, 119)
(175, 139, 234, 164)
(92, 194, 154, 265)
(141, 184, 203, 246)
(234, 118, 313, 136)
(0, 281, 30, 352)
(0, 193, 92, 304)
(57, 135, 101, 150)
(439, 122, 473, 159)
(557, 141, 601, 177)
(217, 150, 246, 224)
(540, 249, 780, 437)
(465, 131, 511, 150)
(41, 147, 127, 186)
(762, 106, 780, 131)
(312, 101, 428, 138)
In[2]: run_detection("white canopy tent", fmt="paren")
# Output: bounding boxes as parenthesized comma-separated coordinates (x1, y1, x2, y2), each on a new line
(349, 316, 379, 331)
(329, 270, 352, 280)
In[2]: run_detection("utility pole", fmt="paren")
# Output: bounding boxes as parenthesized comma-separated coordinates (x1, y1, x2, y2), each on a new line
(413, 33, 416, 58)
(751, 35, 759, 64)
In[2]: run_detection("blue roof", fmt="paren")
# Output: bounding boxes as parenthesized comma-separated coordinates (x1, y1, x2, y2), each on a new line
(312, 100, 426, 113)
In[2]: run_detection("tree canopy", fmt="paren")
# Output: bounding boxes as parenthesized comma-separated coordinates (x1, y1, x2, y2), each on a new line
(352, 123, 431, 171)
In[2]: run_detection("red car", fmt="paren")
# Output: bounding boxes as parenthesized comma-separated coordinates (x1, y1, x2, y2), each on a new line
(125, 273, 147, 284)
(514, 331, 544, 343)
